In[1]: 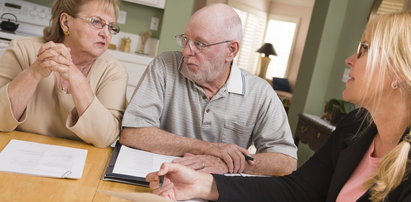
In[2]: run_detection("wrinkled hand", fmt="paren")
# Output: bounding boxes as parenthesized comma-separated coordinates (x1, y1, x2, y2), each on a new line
(146, 163, 206, 201)
(172, 153, 228, 174)
(31, 41, 72, 79)
(206, 142, 252, 173)
(38, 42, 81, 81)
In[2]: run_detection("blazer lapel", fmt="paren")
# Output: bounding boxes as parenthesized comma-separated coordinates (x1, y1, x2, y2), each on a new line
(326, 125, 377, 201)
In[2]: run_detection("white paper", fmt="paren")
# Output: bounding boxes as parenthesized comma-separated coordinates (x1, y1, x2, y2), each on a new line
(113, 145, 179, 178)
(0, 139, 87, 179)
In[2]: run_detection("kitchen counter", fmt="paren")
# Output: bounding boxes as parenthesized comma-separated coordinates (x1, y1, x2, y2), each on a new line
(108, 49, 153, 64)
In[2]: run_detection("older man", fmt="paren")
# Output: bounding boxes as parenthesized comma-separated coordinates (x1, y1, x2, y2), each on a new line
(120, 3, 297, 176)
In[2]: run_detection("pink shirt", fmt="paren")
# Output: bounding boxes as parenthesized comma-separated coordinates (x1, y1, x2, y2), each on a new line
(336, 139, 381, 202)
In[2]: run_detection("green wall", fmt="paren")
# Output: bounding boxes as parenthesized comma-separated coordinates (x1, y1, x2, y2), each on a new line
(324, 1, 375, 100)
(157, 0, 196, 53)
(25, 0, 164, 38)
(288, 0, 374, 165)
(117, 2, 163, 38)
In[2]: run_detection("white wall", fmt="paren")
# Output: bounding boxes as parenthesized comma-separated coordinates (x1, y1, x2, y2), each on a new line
(269, 2, 314, 88)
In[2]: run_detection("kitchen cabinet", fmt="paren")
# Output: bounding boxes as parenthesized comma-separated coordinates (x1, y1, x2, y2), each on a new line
(122, 0, 166, 9)
(108, 50, 152, 101)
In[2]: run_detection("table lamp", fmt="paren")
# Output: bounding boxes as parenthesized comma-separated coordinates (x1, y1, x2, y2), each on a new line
(256, 43, 277, 79)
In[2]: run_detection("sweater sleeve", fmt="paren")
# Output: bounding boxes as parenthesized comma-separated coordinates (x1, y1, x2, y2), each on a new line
(67, 60, 128, 148)
(213, 110, 366, 202)
(0, 39, 34, 131)
(213, 174, 322, 202)
(0, 84, 25, 131)
(213, 145, 332, 202)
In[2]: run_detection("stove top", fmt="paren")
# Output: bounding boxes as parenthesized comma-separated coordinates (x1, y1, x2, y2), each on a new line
(0, 29, 35, 40)
(0, 0, 50, 37)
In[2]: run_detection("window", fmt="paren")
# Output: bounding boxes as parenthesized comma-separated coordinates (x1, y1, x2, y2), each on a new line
(369, 0, 410, 19)
(263, 16, 298, 79)
(230, 2, 266, 74)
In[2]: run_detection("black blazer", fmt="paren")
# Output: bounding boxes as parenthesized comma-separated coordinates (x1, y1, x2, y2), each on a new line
(214, 109, 411, 202)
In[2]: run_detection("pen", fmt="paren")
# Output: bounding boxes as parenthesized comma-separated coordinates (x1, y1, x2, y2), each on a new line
(159, 175, 164, 188)
(243, 153, 254, 161)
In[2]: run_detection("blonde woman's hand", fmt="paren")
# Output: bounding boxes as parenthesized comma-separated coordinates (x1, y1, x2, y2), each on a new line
(147, 163, 216, 201)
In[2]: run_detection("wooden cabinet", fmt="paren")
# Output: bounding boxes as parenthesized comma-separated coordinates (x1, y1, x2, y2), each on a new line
(294, 113, 336, 151)
(108, 50, 152, 101)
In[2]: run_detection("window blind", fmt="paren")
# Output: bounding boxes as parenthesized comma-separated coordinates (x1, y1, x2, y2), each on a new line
(377, 0, 406, 14)
(230, 2, 267, 74)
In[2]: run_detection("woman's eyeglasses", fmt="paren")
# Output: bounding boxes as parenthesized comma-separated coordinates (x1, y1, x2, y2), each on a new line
(175, 34, 232, 52)
(357, 42, 369, 59)
(77, 16, 120, 35)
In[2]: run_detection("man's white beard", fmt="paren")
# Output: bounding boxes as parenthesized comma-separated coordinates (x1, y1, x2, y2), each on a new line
(181, 64, 223, 85)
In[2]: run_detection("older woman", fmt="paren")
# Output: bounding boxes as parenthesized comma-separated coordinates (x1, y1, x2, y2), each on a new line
(147, 11, 411, 202)
(0, 0, 127, 148)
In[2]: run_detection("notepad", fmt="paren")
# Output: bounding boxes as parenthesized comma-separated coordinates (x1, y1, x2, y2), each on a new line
(103, 142, 179, 186)
(0, 139, 87, 179)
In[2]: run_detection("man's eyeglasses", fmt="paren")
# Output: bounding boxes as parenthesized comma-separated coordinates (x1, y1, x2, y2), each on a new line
(175, 34, 232, 52)
(357, 42, 369, 59)
(77, 16, 120, 35)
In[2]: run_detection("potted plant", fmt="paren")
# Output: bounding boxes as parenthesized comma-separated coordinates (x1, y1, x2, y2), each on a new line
(323, 99, 356, 125)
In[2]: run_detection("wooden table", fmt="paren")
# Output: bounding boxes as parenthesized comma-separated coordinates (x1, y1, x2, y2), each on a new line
(294, 113, 336, 151)
(0, 131, 150, 201)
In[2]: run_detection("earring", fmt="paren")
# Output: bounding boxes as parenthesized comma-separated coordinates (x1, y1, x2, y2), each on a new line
(63, 30, 70, 36)
(403, 134, 411, 143)
(391, 81, 399, 89)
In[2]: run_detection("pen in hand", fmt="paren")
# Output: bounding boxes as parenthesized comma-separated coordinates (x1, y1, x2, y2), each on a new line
(243, 153, 254, 161)
(159, 175, 164, 188)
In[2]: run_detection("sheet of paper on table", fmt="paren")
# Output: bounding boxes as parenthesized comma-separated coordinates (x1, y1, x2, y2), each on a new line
(113, 145, 179, 178)
(0, 139, 87, 179)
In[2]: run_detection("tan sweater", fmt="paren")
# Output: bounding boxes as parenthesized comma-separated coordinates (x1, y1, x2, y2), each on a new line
(0, 37, 128, 147)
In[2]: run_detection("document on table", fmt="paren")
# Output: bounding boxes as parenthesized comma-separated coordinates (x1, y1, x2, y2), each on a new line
(103, 143, 179, 186)
(113, 145, 179, 177)
(0, 139, 87, 179)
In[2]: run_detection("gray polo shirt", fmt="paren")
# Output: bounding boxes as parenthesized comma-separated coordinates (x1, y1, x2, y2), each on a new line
(122, 51, 297, 159)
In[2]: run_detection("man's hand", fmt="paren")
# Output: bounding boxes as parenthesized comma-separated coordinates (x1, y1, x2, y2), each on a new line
(172, 153, 228, 174)
(205, 142, 253, 173)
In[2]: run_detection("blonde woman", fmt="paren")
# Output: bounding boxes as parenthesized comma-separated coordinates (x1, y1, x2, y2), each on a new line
(0, 0, 127, 148)
(146, 12, 411, 202)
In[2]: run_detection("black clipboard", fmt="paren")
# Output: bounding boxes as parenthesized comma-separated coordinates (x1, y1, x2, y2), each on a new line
(102, 142, 149, 187)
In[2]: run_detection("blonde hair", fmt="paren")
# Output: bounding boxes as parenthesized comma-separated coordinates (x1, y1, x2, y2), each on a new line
(43, 0, 120, 43)
(364, 136, 411, 201)
(360, 12, 411, 112)
(360, 12, 411, 201)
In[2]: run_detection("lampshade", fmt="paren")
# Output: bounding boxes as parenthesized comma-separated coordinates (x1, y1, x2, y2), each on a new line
(256, 43, 277, 57)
